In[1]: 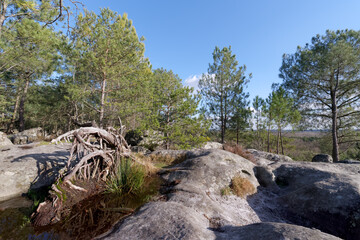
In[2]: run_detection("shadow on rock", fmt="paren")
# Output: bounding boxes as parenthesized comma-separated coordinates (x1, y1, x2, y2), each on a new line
(211, 222, 341, 240)
(11, 150, 68, 190)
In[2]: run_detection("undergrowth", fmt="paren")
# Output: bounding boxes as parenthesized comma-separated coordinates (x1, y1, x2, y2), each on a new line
(230, 175, 256, 198)
(106, 158, 146, 195)
(223, 143, 257, 164)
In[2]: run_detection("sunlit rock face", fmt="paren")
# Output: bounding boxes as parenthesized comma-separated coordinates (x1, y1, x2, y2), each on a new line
(101, 148, 359, 240)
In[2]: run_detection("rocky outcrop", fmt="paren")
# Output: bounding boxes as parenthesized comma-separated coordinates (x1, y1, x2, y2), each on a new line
(312, 154, 333, 163)
(270, 161, 360, 239)
(201, 141, 223, 149)
(215, 222, 341, 240)
(8, 127, 44, 144)
(100, 149, 347, 240)
(125, 130, 164, 151)
(247, 149, 293, 162)
(0, 131, 13, 147)
(0, 143, 70, 201)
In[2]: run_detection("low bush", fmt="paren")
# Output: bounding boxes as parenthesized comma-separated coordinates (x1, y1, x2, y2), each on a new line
(223, 144, 257, 164)
(230, 175, 256, 198)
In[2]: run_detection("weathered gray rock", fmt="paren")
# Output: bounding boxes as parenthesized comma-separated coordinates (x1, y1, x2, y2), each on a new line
(138, 130, 164, 150)
(247, 149, 293, 162)
(312, 154, 333, 163)
(0, 131, 13, 147)
(101, 149, 344, 239)
(201, 141, 223, 149)
(101, 149, 263, 239)
(130, 146, 151, 154)
(101, 202, 215, 240)
(0, 143, 70, 201)
(9, 127, 44, 144)
(337, 159, 360, 164)
(215, 222, 341, 240)
(271, 161, 360, 239)
(254, 166, 277, 188)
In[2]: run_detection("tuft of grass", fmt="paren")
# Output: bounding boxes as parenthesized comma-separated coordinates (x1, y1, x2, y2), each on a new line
(36, 141, 52, 146)
(135, 152, 187, 169)
(224, 144, 257, 164)
(230, 176, 256, 198)
(106, 158, 145, 195)
(220, 186, 232, 196)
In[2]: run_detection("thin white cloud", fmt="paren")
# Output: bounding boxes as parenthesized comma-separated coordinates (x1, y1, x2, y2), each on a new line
(184, 73, 215, 94)
(184, 74, 202, 93)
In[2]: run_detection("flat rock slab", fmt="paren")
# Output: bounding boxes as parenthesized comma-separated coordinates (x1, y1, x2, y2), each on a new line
(0, 143, 70, 201)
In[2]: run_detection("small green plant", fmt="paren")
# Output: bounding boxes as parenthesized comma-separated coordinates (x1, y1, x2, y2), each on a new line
(106, 158, 145, 195)
(220, 186, 232, 196)
(27, 186, 51, 211)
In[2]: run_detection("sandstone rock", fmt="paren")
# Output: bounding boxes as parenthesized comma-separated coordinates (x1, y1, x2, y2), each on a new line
(9, 127, 44, 144)
(125, 130, 164, 150)
(254, 166, 277, 188)
(312, 154, 333, 163)
(271, 161, 360, 239)
(101, 150, 263, 239)
(201, 141, 223, 149)
(0, 143, 70, 201)
(337, 159, 360, 164)
(247, 149, 293, 162)
(215, 222, 341, 240)
(0, 131, 13, 147)
(130, 146, 151, 154)
(101, 149, 344, 239)
(100, 202, 215, 240)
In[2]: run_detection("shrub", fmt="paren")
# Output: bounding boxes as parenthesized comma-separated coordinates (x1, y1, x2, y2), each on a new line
(223, 143, 257, 164)
(230, 176, 256, 198)
(106, 158, 145, 195)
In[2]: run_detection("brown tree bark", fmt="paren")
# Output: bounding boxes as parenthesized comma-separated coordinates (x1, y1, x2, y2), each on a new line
(18, 74, 30, 132)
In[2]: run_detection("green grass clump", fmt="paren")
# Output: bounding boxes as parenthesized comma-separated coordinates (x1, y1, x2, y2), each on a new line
(220, 186, 232, 196)
(106, 158, 145, 195)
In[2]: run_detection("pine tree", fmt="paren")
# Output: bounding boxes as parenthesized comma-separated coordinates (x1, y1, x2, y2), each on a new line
(153, 68, 210, 149)
(199, 46, 251, 143)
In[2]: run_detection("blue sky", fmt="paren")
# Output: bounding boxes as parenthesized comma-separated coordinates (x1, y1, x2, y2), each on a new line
(81, 0, 360, 101)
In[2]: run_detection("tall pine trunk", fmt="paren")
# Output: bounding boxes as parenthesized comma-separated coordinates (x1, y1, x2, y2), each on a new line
(100, 74, 106, 129)
(280, 126, 284, 155)
(9, 86, 21, 131)
(19, 76, 30, 132)
(276, 129, 280, 154)
(331, 90, 339, 162)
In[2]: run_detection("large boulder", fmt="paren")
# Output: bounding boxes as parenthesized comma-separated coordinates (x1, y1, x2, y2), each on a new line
(9, 127, 44, 144)
(0, 131, 13, 147)
(215, 222, 341, 240)
(247, 149, 293, 162)
(100, 149, 341, 239)
(0, 143, 70, 201)
(201, 141, 223, 149)
(270, 161, 360, 239)
(312, 154, 333, 163)
(125, 130, 164, 151)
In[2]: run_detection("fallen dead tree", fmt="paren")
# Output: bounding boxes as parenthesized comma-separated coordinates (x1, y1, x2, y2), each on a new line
(32, 126, 135, 226)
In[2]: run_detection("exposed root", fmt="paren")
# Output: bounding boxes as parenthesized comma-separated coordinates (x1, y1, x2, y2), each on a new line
(34, 126, 138, 226)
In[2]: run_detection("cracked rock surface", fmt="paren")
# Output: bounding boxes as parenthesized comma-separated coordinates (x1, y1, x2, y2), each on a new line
(100, 149, 357, 239)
